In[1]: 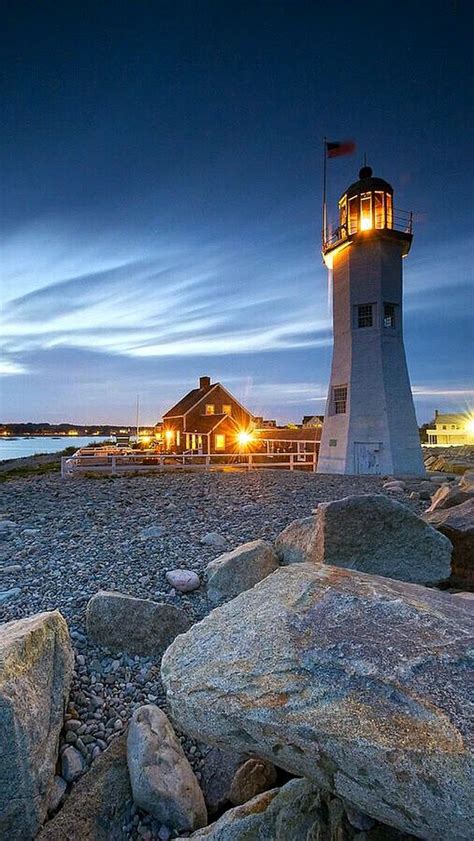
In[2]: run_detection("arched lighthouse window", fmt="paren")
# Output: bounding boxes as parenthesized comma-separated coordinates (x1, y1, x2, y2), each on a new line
(338, 195, 347, 237)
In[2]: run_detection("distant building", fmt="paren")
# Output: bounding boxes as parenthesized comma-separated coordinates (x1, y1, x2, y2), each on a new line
(426, 411, 474, 446)
(161, 376, 254, 454)
(253, 416, 277, 428)
(302, 415, 324, 428)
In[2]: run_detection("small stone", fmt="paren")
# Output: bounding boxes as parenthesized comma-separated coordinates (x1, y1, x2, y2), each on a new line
(61, 746, 84, 783)
(140, 526, 163, 539)
(165, 570, 200, 593)
(201, 532, 227, 549)
(229, 758, 278, 805)
(0, 587, 21, 603)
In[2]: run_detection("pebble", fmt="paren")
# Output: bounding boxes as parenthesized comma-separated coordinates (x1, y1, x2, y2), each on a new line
(165, 569, 200, 593)
(61, 746, 84, 782)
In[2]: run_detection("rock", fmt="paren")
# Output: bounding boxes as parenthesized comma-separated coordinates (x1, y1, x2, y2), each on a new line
(0, 611, 73, 840)
(61, 746, 84, 782)
(382, 480, 405, 494)
(206, 540, 278, 604)
(38, 735, 131, 840)
(127, 704, 207, 832)
(453, 592, 474, 603)
(0, 586, 21, 603)
(201, 532, 227, 549)
(200, 748, 249, 815)
(459, 470, 474, 492)
(141, 526, 163, 538)
(229, 757, 278, 805)
(274, 516, 316, 565)
(423, 499, 474, 588)
(86, 591, 190, 656)
(162, 564, 474, 840)
(47, 777, 67, 814)
(314, 494, 451, 584)
(180, 778, 372, 840)
(166, 569, 201, 593)
(426, 482, 472, 513)
(345, 804, 376, 831)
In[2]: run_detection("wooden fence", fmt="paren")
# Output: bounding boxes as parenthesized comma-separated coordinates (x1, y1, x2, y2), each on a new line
(61, 447, 317, 477)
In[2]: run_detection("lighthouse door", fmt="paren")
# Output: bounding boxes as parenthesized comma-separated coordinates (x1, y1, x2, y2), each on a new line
(354, 442, 381, 475)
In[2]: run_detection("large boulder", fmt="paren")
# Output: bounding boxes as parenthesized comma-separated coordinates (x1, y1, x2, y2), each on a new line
(276, 494, 451, 584)
(274, 516, 316, 565)
(425, 482, 473, 513)
(162, 564, 474, 840)
(423, 498, 474, 588)
(459, 470, 474, 493)
(206, 540, 278, 604)
(38, 735, 131, 840)
(179, 778, 410, 841)
(127, 704, 207, 832)
(86, 591, 190, 656)
(0, 611, 73, 840)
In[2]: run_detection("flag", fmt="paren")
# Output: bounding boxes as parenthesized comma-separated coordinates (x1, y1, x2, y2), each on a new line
(326, 140, 356, 158)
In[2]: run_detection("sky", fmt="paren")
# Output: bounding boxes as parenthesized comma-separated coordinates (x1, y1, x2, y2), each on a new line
(1, 0, 473, 425)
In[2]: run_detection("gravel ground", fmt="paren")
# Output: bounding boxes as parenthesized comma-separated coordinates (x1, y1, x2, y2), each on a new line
(0, 469, 431, 838)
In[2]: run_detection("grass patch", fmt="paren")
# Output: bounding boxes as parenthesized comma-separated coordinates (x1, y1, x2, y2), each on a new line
(0, 461, 61, 483)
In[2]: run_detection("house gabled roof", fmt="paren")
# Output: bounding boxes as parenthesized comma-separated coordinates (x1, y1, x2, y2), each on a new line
(163, 384, 216, 418)
(163, 379, 254, 421)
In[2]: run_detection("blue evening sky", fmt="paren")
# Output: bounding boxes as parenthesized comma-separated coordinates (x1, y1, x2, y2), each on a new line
(1, 1, 472, 424)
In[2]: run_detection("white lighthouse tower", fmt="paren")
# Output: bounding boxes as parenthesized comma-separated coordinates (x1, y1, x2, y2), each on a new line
(317, 166, 424, 476)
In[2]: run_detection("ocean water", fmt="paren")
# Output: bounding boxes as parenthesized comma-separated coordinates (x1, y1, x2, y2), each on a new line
(0, 436, 109, 462)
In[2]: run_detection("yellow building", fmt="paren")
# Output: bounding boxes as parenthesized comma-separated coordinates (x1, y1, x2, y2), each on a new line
(426, 411, 474, 445)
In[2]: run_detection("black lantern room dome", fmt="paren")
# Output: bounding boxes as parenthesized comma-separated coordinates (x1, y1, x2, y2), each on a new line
(343, 167, 393, 202)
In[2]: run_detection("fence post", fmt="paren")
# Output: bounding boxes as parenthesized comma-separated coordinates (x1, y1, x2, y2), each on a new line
(248, 453, 253, 471)
(60, 457, 65, 479)
(312, 451, 317, 472)
(290, 453, 294, 471)
(205, 455, 210, 470)
(111, 456, 116, 475)
(159, 456, 164, 472)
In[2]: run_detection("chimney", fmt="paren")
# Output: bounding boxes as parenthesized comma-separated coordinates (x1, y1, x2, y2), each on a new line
(435, 409, 439, 418)
(199, 376, 211, 389)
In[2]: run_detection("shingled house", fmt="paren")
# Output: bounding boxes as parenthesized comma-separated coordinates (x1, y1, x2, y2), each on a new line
(161, 376, 255, 454)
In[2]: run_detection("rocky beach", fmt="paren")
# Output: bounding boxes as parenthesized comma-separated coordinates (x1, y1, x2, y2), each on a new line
(1, 465, 473, 840)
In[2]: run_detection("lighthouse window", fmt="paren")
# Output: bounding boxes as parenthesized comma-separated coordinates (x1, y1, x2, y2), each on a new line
(357, 304, 373, 328)
(333, 386, 347, 415)
(338, 195, 348, 237)
(360, 193, 372, 230)
(375, 192, 385, 228)
(386, 193, 393, 228)
(383, 304, 396, 328)
(348, 196, 358, 234)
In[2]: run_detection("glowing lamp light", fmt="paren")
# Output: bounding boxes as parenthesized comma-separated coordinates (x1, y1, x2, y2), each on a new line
(237, 430, 253, 448)
(360, 213, 372, 231)
(140, 435, 151, 445)
(466, 417, 474, 435)
(165, 430, 173, 442)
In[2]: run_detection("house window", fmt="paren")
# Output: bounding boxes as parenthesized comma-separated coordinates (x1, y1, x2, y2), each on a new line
(222, 404, 232, 415)
(205, 404, 215, 415)
(176, 431, 180, 447)
(333, 385, 347, 415)
(357, 304, 373, 328)
(383, 304, 396, 328)
(215, 434, 225, 450)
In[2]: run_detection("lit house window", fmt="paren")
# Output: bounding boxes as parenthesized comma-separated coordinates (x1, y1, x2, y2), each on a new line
(222, 404, 232, 415)
(205, 404, 215, 415)
(358, 304, 373, 328)
(383, 304, 396, 328)
(333, 385, 347, 415)
(215, 434, 225, 449)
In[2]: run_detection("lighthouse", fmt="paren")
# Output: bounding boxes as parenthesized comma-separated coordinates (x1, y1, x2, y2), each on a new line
(317, 166, 424, 476)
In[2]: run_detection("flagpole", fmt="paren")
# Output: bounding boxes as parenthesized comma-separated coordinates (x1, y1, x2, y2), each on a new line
(322, 136, 327, 247)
